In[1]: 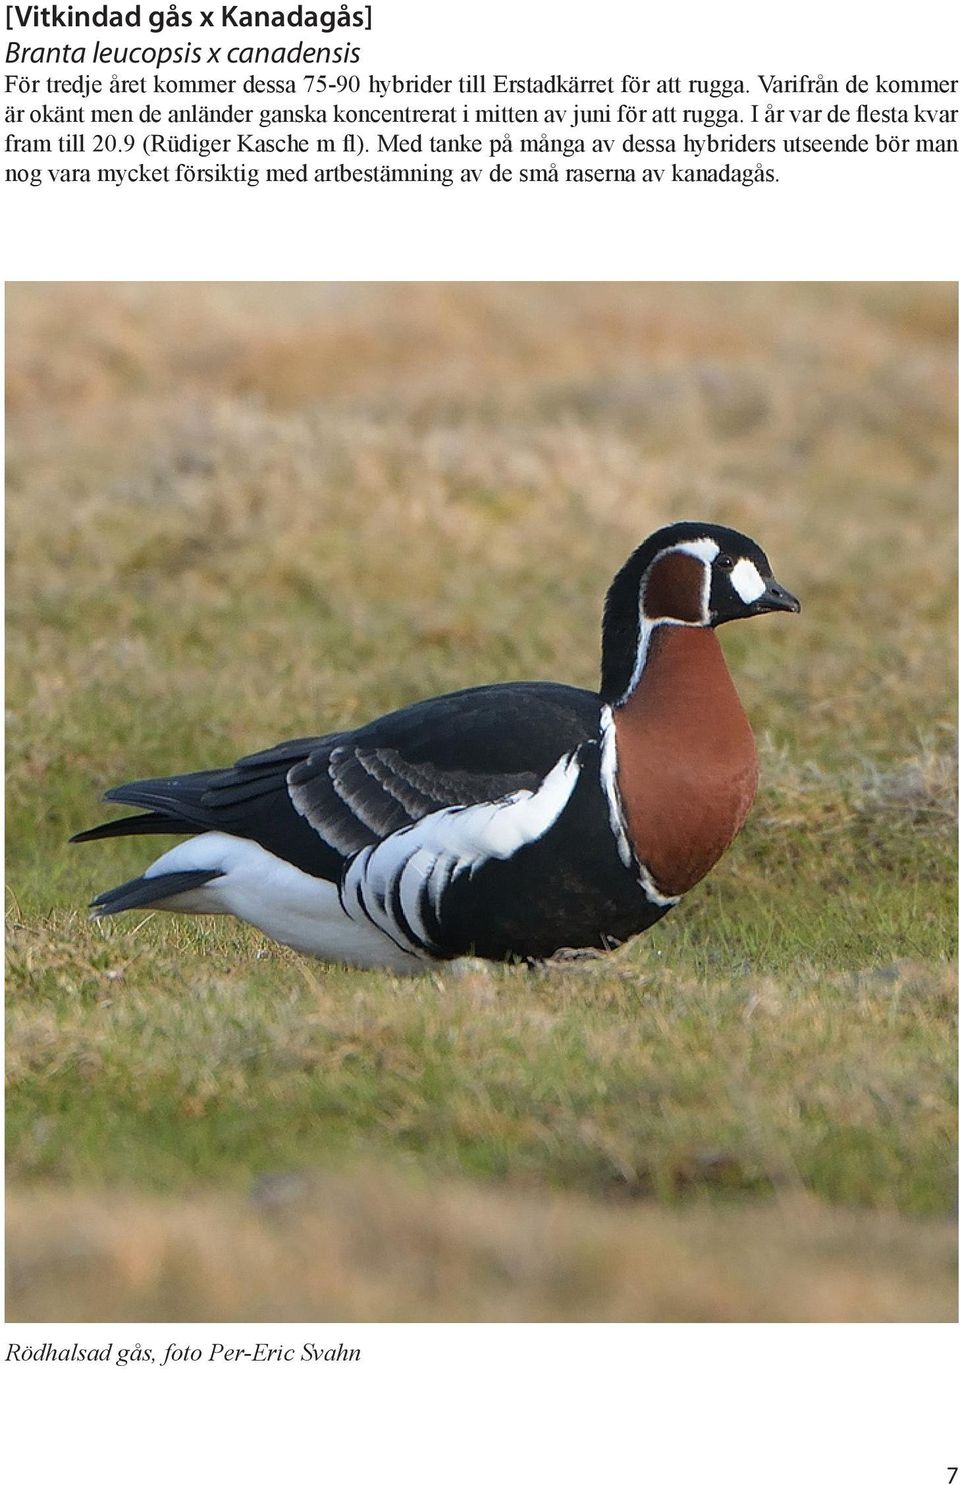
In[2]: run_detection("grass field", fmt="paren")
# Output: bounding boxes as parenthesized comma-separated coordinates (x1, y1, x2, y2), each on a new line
(6, 282, 957, 1321)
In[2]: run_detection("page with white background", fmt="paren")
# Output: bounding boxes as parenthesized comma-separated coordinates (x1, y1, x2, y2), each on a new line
(2, 3, 958, 1482)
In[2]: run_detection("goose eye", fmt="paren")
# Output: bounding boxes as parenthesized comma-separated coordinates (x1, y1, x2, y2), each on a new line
(715, 555, 734, 571)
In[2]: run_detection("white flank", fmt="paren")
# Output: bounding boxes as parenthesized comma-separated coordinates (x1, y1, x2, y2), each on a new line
(339, 750, 582, 955)
(730, 557, 766, 604)
(131, 754, 581, 968)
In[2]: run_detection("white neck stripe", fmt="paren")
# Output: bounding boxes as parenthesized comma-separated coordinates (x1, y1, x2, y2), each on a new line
(616, 614, 701, 709)
(620, 539, 716, 707)
(598, 704, 683, 904)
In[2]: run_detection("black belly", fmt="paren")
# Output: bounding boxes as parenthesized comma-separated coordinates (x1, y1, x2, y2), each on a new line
(437, 753, 671, 962)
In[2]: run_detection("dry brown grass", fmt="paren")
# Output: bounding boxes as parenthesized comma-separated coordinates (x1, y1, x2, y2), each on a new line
(7, 284, 956, 766)
(8, 1173, 955, 1323)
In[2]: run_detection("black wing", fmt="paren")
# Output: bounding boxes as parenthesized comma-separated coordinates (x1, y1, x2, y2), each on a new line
(72, 682, 599, 882)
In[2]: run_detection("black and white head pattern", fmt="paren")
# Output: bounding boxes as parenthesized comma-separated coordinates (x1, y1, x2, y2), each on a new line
(600, 521, 799, 706)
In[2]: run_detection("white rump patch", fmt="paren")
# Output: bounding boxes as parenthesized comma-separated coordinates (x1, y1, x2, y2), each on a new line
(730, 558, 766, 605)
(136, 832, 425, 971)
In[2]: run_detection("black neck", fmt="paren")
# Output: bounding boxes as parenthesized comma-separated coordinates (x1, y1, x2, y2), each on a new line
(600, 548, 647, 705)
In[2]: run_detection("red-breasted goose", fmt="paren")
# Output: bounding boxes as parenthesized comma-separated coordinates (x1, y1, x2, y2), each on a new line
(72, 522, 800, 971)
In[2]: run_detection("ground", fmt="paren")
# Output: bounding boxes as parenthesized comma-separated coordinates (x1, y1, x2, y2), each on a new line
(6, 282, 957, 1320)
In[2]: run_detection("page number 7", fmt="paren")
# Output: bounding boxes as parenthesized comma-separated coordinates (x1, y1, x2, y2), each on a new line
(948, 1470, 958, 1483)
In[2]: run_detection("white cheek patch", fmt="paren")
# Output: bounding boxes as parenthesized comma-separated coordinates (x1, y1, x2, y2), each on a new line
(730, 558, 766, 605)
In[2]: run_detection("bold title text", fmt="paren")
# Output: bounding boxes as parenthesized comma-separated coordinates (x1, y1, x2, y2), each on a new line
(6, 3, 373, 30)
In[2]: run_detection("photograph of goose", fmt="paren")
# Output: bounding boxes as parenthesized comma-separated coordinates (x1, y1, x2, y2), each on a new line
(6, 282, 956, 1322)
(73, 522, 800, 970)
